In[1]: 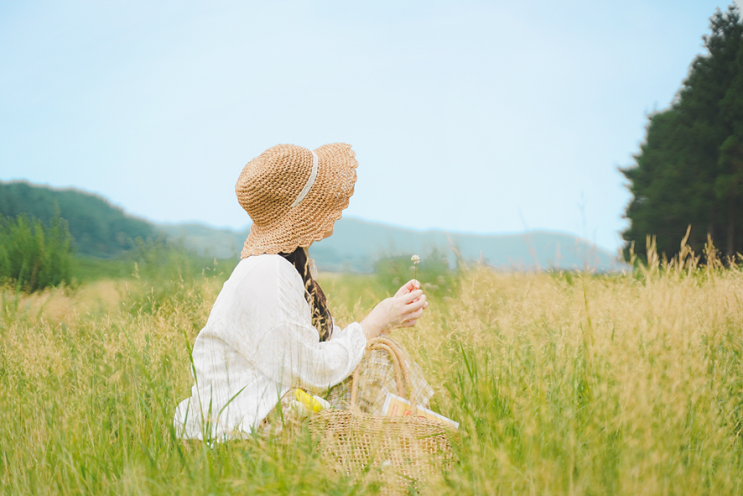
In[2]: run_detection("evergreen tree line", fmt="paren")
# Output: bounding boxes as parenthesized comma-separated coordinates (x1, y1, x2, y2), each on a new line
(622, 5, 743, 260)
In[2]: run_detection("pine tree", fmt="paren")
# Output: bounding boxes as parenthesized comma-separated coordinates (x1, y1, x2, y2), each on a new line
(622, 5, 743, 259)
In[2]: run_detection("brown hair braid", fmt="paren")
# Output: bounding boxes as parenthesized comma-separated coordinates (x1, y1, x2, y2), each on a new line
(279, 247, 333, 341)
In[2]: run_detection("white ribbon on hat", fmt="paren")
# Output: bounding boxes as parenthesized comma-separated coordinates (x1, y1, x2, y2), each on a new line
(291, 150, 319, 208)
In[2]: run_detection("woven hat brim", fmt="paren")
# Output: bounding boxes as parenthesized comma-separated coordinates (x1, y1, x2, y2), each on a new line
(240, 143, 358, 258)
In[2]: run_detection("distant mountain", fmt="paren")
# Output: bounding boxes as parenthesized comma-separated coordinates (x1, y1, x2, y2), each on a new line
(311, 218, 621, 272)
(0, 181, 154, 258)
(1, 181, 622, 271)
(160, 223, 248, 259)
(162, 218, 622, 272)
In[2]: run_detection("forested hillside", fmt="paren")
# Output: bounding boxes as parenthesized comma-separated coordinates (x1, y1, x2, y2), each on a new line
(0, 181, 154, 257)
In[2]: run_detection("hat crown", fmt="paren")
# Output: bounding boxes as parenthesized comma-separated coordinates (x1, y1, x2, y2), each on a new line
(236, 145, 314, 226)
(236, 142, 358, 258)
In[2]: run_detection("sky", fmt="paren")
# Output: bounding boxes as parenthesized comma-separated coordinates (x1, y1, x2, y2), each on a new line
(2, 0, 742, 252)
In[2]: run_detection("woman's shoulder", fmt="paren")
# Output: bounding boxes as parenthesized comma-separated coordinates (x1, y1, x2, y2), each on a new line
(230, 254, 304, 291)
(234, 253, 299, 274)
(220, 254, 309, 319)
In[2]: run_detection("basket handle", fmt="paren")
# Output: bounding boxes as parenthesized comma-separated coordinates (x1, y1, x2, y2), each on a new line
(349, 336, 418, 416)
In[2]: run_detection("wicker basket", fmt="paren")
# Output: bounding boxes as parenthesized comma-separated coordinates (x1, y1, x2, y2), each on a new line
(308, 337, 458, 492)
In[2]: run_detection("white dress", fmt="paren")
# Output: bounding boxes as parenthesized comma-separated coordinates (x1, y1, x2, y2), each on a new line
(173, 254, 367, 440)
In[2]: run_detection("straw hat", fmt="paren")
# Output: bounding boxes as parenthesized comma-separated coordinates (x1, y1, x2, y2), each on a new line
(236, 143, 358, 258)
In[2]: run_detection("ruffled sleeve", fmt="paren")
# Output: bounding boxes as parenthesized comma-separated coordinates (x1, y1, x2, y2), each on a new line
(221, 256, 367, 392)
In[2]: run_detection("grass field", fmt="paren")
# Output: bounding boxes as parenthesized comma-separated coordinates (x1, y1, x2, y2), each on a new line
(2, 251, 743, 495)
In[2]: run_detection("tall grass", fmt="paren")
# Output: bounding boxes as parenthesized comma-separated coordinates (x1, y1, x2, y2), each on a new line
(2, 241, 743, 494)
(0, 211, 73, 291)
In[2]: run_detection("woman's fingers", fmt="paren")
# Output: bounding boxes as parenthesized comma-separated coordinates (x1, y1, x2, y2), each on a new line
(400, 290, 423, 304)
(370, 289, 428, 333)
(401, 295, 427, 314)
(404, 307, 425, 320)
(394, 279, 421, 297)
(362, 292, 427, 340)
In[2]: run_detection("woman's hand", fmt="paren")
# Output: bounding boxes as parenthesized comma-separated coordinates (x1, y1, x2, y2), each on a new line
(394, 279, 430, 311)
(393, 279, 430, 315)
(360, 285, 429, 341)
(394, 279, 420, 297)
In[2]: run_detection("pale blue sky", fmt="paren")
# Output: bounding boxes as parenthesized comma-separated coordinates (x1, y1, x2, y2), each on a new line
(1, 0, 740, 252)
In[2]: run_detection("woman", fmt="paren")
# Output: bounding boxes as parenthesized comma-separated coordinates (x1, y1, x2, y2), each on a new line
(174, 143, 432, 441)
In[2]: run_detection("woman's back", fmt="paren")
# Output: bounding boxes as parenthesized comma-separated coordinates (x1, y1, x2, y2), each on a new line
(174, 254, 366, 440)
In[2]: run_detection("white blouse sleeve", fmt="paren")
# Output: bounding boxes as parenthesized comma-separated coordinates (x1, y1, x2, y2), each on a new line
(328, 320, 342, 340)
(223, 256, 367, 392)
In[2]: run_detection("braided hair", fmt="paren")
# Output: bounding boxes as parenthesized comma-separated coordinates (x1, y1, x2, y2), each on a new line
(279, 247, 333, 341)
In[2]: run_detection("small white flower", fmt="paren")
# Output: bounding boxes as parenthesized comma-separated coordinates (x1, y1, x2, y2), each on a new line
(411, 254, 421, 264)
